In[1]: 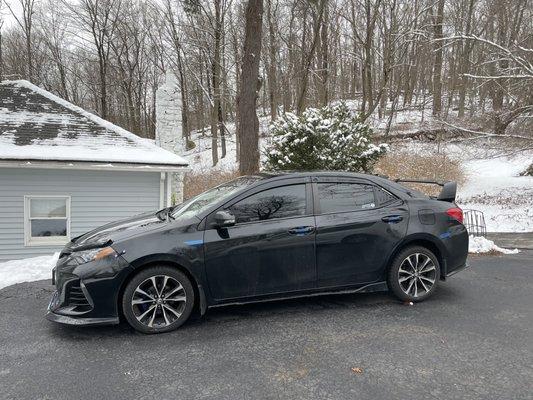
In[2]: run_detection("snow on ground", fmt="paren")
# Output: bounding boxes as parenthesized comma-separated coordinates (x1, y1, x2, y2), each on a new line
(183, 117, 273, 172)
(469, 236, 520, 255)
(0, 253, 58, 290)
(385, 140, 532, 232)
(457, 153, 533, 233)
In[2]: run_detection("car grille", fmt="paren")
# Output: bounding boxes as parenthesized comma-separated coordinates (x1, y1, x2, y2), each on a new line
(66, 282, 92, 312)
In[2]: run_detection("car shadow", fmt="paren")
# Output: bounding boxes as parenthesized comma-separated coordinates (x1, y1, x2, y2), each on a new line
(46, 284, 460, 340)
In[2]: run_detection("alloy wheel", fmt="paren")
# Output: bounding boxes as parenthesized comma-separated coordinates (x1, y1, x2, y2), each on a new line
(398, 253, 437, 298)
(131, 275, 187, 328)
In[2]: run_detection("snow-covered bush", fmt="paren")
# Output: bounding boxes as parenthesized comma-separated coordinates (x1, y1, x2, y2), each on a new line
(263, 103, 388, 172)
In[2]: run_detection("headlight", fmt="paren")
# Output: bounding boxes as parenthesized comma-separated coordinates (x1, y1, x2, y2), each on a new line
(73, 246, 117, 264)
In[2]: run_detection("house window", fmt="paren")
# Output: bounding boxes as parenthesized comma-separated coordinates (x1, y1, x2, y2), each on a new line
(25, 196, 70, 246)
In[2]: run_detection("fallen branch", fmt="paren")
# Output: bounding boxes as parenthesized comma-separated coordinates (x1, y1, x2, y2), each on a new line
(438, 120, 533, 141)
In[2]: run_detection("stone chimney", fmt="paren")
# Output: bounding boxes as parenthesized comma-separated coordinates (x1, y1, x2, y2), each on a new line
(156, 71, 185, 204)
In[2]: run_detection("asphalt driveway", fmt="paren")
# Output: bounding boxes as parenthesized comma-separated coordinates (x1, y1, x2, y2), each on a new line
(1, 252, 532, 400)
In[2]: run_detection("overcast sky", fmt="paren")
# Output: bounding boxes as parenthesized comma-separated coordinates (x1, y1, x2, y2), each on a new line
(1, 0, 23, 28)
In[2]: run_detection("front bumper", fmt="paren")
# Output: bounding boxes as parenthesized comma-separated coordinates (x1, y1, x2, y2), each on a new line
(46, 248, 133, 327)
(46, 290, 119, 326)
(46, 309, 119, 326)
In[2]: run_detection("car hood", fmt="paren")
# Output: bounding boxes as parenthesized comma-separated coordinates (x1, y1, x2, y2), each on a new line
(70, 211, 167, 247)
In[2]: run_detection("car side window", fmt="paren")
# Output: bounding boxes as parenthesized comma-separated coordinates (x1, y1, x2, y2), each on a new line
(317, 183, 376, 213)
(227, 184, 307, 224)
(375, 187, 398, 206)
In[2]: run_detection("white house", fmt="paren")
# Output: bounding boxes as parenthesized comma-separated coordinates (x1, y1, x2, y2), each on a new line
(0, 80, 188, 261)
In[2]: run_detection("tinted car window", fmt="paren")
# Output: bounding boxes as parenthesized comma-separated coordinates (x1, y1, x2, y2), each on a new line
(228, 185, 307, 223)
(318, 183, 375, 213)
(375, 187, 398, 206)
(171, 176, 262, 220)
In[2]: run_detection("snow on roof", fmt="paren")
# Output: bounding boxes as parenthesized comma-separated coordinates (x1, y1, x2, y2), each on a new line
(0, 80, 188, 168)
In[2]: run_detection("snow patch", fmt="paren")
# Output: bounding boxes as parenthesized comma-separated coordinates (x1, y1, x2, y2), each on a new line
(468, 236, 520, 254)
(0, 253, 59, 290)
(457, 153, 533, 233)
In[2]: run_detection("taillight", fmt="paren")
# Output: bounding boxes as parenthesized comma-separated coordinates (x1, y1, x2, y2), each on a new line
(446, 207, 463, 224)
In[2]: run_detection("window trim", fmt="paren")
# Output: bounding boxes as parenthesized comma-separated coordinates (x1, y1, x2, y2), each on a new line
(24, 195, 71, 247)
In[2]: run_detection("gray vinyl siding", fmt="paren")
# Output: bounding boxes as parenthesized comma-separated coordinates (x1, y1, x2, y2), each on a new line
(0, 168, 162, 261)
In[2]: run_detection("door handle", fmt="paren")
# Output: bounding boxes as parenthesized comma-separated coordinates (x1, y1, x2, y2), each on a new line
(288, 226, 315, 235)
(381, 215, 403, 223)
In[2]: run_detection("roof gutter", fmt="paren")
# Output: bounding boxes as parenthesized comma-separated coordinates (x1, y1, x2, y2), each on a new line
(0, 159, 190, 173)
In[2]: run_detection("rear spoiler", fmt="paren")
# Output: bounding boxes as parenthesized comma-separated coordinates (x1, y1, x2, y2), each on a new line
(394, 179, 457, 202)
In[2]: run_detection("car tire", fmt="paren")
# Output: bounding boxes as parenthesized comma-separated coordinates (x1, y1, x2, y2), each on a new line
(122, 266, 195, 334)
(387, 246, 440, 302)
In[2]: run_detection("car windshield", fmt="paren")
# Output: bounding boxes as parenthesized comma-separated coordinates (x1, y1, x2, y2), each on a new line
(170, 176, 262, 220)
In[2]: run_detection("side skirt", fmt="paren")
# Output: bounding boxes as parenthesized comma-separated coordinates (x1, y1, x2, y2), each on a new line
(208, 281, 389, 309)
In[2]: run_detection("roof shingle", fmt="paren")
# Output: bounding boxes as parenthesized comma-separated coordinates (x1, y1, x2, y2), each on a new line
(0, 80, 188, 167)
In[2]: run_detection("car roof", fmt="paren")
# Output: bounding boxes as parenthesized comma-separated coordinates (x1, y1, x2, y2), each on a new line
(250, 171, 428, 199)
(255, 170, 383, 180)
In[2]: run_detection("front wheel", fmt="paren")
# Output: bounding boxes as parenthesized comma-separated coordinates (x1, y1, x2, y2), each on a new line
(387, 246, 440, 302)
(122, 266, 195, 334)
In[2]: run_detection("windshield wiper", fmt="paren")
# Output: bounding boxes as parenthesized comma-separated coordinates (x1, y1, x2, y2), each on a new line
(156, 207, 176, 221)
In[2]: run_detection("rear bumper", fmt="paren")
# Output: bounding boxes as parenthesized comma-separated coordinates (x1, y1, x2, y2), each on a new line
(445, 261, 469, 277)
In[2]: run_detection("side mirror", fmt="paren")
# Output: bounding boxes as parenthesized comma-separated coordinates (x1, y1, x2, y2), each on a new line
(214, 210, 236, 228)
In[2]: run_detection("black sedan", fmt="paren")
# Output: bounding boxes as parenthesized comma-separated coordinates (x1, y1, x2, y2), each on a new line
(47, 172, 469, 334)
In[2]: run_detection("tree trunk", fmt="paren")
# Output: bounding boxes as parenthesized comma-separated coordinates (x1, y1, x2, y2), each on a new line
(98, 52, 108, 119)
(318, 1, 329, 106)
(266, 0, 278, 121)
(492, 3, 506, 135)
(457, 0, 475, 118)
(210, 0, 222, 166)
(432, 0, 445, 117)
(220, 24, 227, 159)
(232, 26, 241, 162)
(0, 30, 3, 82)
(296, 0, 326, 114)
(237, 0, 264, 175)
(176, 47, 190, 146)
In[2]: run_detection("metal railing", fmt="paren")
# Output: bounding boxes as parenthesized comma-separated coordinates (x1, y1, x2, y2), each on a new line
(463, 209, 486, 237)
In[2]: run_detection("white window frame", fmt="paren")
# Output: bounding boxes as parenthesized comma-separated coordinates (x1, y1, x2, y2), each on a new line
(24, 195, 71, 247)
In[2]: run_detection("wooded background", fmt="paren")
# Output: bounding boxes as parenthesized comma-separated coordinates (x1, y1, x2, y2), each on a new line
(0, 0, 531, 170)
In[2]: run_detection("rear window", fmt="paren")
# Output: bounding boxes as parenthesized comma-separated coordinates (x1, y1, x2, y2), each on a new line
(317, 183, 376, 213)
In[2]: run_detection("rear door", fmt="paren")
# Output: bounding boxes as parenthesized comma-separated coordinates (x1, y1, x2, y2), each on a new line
(203, 180, 316, 300)
(313, 178, 409, 287)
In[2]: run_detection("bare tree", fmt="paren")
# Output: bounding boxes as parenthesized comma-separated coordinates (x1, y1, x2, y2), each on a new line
(432, 0, 445, 116)
(0, 0, 529, 146)
(5, 0, 36, 80)
(266, 0, 279, 120)
(296, 0, 327, 114)
(237, 0, 264, 175)
(61, 0, 122, 119)
(0, 0, 4, 81)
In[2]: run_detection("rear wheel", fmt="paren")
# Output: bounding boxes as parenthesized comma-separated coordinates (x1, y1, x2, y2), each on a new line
(387, 246, 440, 302)
(122, 266, 195, 334)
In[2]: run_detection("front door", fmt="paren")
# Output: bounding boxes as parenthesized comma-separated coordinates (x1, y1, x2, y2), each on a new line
(203, 183, 316, 301)
(314, 180, 409, 287)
